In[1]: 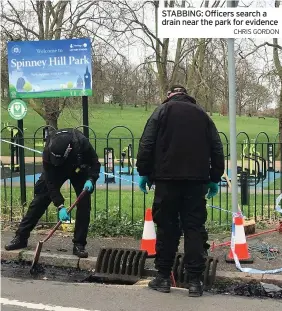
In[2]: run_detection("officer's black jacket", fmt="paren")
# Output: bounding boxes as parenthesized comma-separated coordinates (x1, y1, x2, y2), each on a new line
(136, 94, 224, 183)
(42, 128, 101, 207)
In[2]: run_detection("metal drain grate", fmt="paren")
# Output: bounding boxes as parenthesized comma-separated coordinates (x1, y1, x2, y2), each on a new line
(93, 248, 147, 284)
(172, 253, 219, 290)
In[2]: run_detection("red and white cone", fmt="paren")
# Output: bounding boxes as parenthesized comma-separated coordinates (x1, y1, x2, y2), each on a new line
(140, 208, 156, 257)
(226, 215, 253, 263)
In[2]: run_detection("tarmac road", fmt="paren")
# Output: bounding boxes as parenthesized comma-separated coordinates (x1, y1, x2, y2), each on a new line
(1, 276, 282, 311)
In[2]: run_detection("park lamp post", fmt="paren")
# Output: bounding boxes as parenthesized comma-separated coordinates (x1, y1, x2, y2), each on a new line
(227, 0, 239, 215)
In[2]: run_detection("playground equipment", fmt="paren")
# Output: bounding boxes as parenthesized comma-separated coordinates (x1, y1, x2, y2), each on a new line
(35, 126, 50, 148)
(119, 144, 133, 175)
(0, 160, 7, 204)
(2, 125, 46, 174)
(9, 127, 20, 173)
(237, 139, 267, 186)
(221, 139, 268, 186)
(104, 144, 134, 184)
(104, 147, 115, 183)
(220, 139, 275, 205)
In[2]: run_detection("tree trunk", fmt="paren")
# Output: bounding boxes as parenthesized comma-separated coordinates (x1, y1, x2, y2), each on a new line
(272, 35, 282, 157)
(238, 104, 242, 116)
(145, 101, 148, 111)
(209, 102, 213, 116)
(44, 98, 60, 129)
(220, 40, 228, 116)
(279, 80, 282, 142)
(209, 89, 214, 116)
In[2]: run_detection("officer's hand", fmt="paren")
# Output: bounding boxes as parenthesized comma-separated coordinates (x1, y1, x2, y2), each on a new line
(83, 180, 94, 193)
(139, 176, 152, 194)
(206, 182, 219, 199)
(58, 207, 70, 222)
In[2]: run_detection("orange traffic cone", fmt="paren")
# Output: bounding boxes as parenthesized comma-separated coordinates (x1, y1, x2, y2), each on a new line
(140, 208, 156, 257)
(226, 215, 253, 263)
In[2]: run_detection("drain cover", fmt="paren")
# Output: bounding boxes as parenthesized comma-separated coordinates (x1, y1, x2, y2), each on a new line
(93, 248, 147, 284)
(172, 253, 218, 290)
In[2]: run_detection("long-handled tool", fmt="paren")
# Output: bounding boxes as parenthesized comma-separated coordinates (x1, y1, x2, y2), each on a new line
(30, 190, 88, 274)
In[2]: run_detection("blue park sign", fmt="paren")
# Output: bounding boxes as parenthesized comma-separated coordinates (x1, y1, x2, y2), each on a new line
(7, 38, 93, 99)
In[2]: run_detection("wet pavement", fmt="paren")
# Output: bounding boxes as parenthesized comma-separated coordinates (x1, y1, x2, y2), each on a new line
(1, 261, 91, 283)
(2, 260, 282, 300)
(211, 280, 282, 299)
(2, 226, 282, 272)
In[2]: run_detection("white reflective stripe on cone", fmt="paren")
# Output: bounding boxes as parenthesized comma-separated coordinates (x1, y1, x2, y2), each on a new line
(234, 224, 247, 244)
(142, 221, 156, 240)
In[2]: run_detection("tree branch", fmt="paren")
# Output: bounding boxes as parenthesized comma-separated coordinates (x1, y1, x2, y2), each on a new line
(240, 41, 282, 59)
(3, 1, 39, 39)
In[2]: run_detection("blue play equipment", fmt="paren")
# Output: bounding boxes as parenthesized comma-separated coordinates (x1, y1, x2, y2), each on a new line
(220, 139, 281, 205)
(1, 141, 280, 193)
(1, 165, 139, 186)
(221, 139, 279, 187)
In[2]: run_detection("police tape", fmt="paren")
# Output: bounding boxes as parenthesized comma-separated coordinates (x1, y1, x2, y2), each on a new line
(1, 138, 282, 215)
(103, 172, 139, 186)
(207, 204, 236, 215)
(2, 138, 282, 273)
(208, 194, 282, 216)
(0, 138, 141, 186)
(1, 139, 42, 154)
(209, 200, 282, 274)
(230, 212, 282, 274)
(275, 193, 282, 214)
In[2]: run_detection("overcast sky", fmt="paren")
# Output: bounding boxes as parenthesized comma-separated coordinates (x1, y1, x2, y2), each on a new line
(129, 0, 280, 64)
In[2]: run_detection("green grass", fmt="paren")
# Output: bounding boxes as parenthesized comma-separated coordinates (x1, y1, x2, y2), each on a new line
(1, 186, 280, 226)
(264, 178, 282, 190)
(1, 105, 279, 158)
(10, 89, 92, 99)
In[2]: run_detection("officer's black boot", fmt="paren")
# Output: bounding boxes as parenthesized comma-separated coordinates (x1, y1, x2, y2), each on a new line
(73, 243, 88, 258)
(148, 273, 171, 293)
(5, 236, 28, 251)
(188, 274, 203, 297)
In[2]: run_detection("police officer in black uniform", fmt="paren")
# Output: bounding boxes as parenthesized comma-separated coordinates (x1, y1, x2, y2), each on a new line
(137, 85, 224, 296)
(5, 128, 101, 258)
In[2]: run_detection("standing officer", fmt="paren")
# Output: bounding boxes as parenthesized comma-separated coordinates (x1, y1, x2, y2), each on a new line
(5, 128, 101, 258)
(136, 85, 224, 297)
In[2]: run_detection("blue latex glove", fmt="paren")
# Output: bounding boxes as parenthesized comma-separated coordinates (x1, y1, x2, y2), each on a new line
(83, 180, 94, 193)
(206, 182, 219, 199)
(59, 207, 70, 222)
(139, 176, 152, 194)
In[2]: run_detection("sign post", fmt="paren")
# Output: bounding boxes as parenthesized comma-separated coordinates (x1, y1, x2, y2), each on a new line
(8, 99, 27, 207)
(82, 96, 89, 138)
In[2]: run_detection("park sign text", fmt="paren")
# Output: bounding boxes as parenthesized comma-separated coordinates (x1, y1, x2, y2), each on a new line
(7, 38, 93, 99)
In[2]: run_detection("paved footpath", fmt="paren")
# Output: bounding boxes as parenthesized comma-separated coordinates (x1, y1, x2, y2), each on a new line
(1, 276, 282, 311)
(2, 228, 282, 273)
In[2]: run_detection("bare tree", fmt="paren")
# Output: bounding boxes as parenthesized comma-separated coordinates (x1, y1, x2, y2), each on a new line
(239, 1, 282, 140)
(1, 0, 127, 128)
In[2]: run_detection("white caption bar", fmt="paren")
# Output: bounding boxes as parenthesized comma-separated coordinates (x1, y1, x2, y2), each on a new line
(157, 8, 282, 38)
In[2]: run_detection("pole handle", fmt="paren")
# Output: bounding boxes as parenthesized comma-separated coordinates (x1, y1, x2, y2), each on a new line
(42, 190, 88, 243)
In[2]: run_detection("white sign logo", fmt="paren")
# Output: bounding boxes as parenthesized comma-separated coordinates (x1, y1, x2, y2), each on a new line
(8, 100, 27, 120)
(11, 45, 21, 54)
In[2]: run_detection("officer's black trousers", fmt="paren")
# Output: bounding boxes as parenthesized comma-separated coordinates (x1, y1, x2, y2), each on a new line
(16, 172, 91, 246)
(152, 181, 207, 278)
(180, 197, 209, 252)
